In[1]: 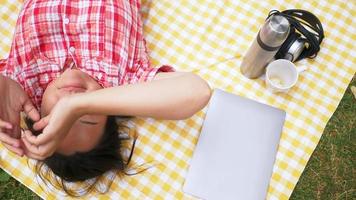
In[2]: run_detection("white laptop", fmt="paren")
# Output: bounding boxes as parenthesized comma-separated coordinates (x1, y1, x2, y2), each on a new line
(183, 89, 286, 200)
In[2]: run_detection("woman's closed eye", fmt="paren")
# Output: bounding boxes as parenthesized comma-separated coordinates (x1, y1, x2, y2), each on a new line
(79, 120, 98, 125)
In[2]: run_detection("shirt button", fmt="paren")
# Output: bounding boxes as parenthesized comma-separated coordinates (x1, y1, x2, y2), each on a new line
(37, 59, 43, 65)
(69, 47, 75, 53)
(63, 18, 69, 24)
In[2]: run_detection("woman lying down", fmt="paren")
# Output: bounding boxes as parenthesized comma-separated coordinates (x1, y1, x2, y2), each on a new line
(0, 0, 211, 196)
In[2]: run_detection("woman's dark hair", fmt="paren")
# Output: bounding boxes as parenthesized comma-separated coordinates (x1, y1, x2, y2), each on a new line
(25, 116, 138, 197)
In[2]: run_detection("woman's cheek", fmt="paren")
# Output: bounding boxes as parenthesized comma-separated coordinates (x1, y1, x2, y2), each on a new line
(41, 87, 59, 116)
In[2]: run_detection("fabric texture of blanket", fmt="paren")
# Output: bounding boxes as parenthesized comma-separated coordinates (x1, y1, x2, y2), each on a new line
(0, 0, 355, 199)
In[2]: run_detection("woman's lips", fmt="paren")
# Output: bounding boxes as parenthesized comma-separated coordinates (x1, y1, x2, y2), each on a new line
(59, 85, 86, 93)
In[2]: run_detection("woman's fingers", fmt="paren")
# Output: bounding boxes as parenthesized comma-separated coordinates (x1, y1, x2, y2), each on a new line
(2, 143, 24, 156)
(23, 150, 44, 160)
(0, 120, 23, 156)
(0, 119, 12, 129)
(0, 119, 21, 137)
(33, 116, 49, 131)
(23, 128, 52, 146)
(23, 98, 40, 122)
(21, 132, 43, 157)
(0, 131, 20, 147)
(23, 130, 42, 146)
(22, 130, 52, 159)
(21, 140, 45, 160)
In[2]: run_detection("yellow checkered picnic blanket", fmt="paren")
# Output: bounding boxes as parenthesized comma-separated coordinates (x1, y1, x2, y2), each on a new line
(1, 0, 355, 199)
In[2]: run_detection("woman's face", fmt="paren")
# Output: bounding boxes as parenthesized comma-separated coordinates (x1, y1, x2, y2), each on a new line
(41, 68, 107, 155)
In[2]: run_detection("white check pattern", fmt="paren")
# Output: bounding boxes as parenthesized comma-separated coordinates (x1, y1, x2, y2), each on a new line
(1, 0, 355, 199)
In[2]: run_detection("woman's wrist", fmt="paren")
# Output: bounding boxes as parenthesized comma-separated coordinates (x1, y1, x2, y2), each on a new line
(68, 93, 90, 117)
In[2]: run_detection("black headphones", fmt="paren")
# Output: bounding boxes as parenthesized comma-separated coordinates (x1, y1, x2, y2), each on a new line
(267, 9, 324, 62)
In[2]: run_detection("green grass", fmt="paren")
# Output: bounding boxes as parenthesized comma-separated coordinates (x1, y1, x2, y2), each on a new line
(0, 171, 41, 200)
(290, 76, 356, 200)
(0, 78, 355, 200)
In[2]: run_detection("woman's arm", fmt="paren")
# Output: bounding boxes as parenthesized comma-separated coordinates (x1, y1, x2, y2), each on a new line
(21, 72, 211, 159)
(74, 72, 212, 120)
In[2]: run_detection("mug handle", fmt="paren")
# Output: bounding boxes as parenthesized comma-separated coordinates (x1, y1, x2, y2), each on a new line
(260, 74, 266, 81)
(297, 65, 308, 74)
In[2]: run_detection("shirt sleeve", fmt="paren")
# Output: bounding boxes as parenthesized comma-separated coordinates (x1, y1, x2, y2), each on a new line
(137, 64, 176, 83)
(0, 59, 6, 75)
(0, 59, 12, 79)
(121, 1, 176, 85)
(122, 61, 176, 85)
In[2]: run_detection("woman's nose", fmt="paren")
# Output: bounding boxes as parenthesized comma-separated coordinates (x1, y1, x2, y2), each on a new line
(58, 88, 86, 98)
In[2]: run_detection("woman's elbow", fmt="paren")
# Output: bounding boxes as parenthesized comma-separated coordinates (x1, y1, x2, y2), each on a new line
(195, 75, 212, 109)
(177, 73, 212, 120)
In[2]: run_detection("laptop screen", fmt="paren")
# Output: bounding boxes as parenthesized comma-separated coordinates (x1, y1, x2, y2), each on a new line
(183, 89, 286, 200)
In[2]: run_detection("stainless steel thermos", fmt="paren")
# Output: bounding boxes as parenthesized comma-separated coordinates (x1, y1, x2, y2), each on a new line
(240, 15, 290, 79)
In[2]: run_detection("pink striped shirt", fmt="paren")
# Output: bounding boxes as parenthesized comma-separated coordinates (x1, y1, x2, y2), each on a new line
(0, 0, 174, 109)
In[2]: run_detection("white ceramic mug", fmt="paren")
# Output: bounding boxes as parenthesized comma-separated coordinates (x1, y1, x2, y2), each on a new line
(265, 59, 307, 93)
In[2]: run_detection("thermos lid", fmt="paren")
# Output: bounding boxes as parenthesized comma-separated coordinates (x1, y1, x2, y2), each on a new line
(260, 15, 290, 48)
(270, 15, 290, 33)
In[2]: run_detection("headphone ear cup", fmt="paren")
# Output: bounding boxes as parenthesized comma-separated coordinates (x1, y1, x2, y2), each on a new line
(297, 37, 312, 61)
(280, 9, 324, 60)
(275, 31, 300, 60)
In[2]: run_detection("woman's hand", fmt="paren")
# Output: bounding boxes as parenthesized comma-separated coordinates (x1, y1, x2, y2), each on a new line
(0, 76, 40, 156)
(21, 96, 81, 160)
